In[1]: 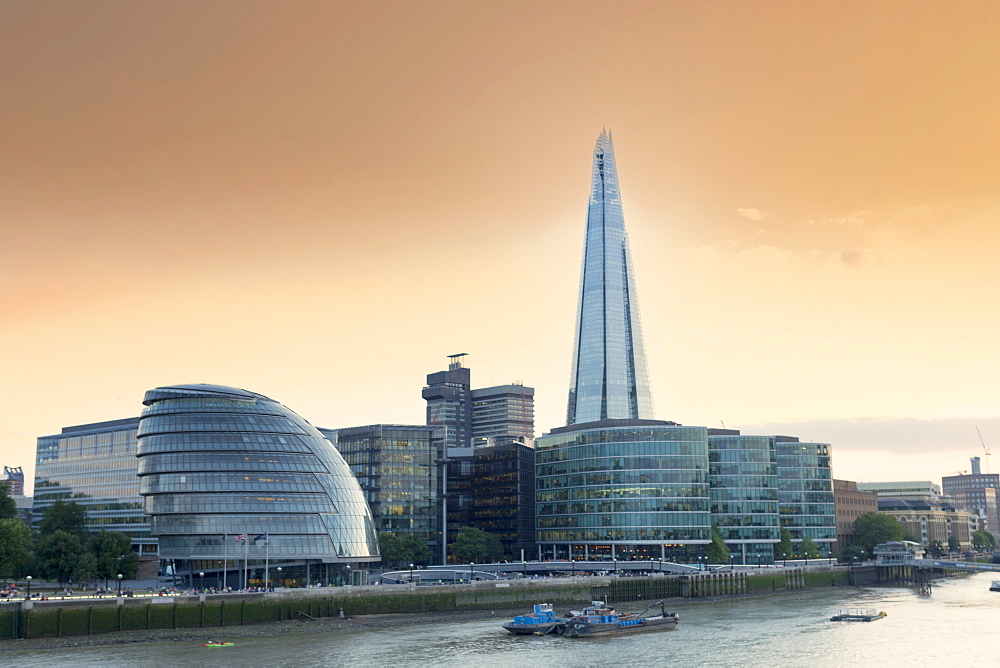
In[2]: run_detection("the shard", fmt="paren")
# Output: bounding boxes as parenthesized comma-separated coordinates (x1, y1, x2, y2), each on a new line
(567, 129, 655, 425)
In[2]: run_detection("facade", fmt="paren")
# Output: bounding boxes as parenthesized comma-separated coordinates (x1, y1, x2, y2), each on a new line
(941, 464, 1000, 537)
(707, 431, 780, 564)
(33, 417, 156, 555)
(877, 497, 975, 549)
(566, 129, 654, 425)
(775, 438, 836, 555)
(423, 353, 473, 453)
(832, 479, 879, 556)
(856, 481, 941, 497)
(136, 384, 378, 588)
(2, 466, 25, 495)
(323, 425, 441, 544)
(472, 440, 536, 558)
(471, 384, 534, 447)
(535, 420, 711, 561)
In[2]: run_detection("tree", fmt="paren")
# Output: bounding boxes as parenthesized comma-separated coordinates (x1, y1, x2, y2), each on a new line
(706, 526, 731, 564)
(926, 540, 943, 557)
(36, 530, 87, 586)
(0, 483, 17, 520)
(401, 534, 433, 567)
(796, 536, 820, 558)
(972, 530, 996, 551)
(90, 531, 136, 588)
(775, 528, 794, 561)
(451, 527, 503, 563)
(947, 536, 961, 553)
(852, 513, 905, 556)
(0, 518, 31, 581)
(39, 500, 89, 541)
(839, 544, 867, 564)
(378, 533, 406, 568)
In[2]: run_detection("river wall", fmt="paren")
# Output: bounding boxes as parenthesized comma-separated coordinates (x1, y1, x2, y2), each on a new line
(0, 568, 856, 641)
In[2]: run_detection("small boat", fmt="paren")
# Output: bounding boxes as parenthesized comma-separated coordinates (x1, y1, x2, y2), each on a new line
(563, 600, 678, 638)
(201, 641, 234, 647)
(830, 608, 886, 622)
(503, 603, 565, 635)
(990, 580, 1000, 592)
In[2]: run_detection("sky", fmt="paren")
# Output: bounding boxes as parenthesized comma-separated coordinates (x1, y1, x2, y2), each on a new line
(3, 1, 1000, 494)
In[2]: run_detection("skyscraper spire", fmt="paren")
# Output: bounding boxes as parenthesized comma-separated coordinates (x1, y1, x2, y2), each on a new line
(566, 130, 654, 425)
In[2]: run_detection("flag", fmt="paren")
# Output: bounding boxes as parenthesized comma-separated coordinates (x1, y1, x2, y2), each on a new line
(234, 533, 247, 542)
(253, 533, 268, 543)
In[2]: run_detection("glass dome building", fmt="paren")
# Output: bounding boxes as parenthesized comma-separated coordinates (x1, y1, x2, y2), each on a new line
(136, 384, 379, 587)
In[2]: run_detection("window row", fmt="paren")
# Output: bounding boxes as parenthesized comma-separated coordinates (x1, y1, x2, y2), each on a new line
(137, 453, 330, 475)
(538, 499, 710, 516)
(145, 493, 338, 515)
(537, 439, 708, 462)
(537, 470, 708, 489)
(140, 472, 325, 494)
(137, 415, 306, 437)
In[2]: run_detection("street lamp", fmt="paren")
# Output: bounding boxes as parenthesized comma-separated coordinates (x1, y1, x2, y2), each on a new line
(117, 573, 123, 597)
(346, 565, 352, 586)
(276, 566, 282, 587)
(571, 559, 575, 576)
(199, 571, 204, 590)
(469, 562, 474, 583)
(409, 563, 414, 584)
(25, 575, 31, 601)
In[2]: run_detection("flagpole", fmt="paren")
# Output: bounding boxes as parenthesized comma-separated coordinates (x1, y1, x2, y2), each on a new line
(243, 535, 249, 590)
(223, 534, 228, 591)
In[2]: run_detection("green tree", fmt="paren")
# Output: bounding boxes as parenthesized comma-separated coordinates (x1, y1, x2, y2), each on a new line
(451, 526, 503, 563)
(947, 536, 961, 553)
(39, 500, 89, 541)
(705, 526, 731, 564)
(775, 528, 794, 561)
(852, 513, 905, 556)
(0, 518, 32, 581)
(401, 534, 433, 567)
(90, 531, 137, 588)
(972, 530, 996, 550)
(796, 536, 820, 558)
(840, 544, 867, 564)
(378, 533, 406, 568)
(927, 540, 945, 557)
(0, 482, 17, 520)
(36, 530, 87, 586)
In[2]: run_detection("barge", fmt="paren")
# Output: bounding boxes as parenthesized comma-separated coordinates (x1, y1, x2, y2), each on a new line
(830, 608, 886, 622)
(563, 600, 678, 638)
(503, 603, 566, 635)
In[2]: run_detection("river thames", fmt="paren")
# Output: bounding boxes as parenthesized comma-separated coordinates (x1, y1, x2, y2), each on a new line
(10, 572, 999, 667)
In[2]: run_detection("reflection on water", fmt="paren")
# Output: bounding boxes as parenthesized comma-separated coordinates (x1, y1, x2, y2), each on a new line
(11, 572, 1000, 667)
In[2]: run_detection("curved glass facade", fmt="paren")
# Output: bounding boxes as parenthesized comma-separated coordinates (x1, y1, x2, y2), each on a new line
(136, 384, 379, 575)
(776, 439, 836, 555)
(535, 422, 710, 561)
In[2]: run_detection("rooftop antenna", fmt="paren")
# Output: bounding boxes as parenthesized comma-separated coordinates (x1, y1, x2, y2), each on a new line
(977, 426, 991, 474)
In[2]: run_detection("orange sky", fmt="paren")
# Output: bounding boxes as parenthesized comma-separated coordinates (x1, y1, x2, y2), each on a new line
(3, 1, 1000, 492)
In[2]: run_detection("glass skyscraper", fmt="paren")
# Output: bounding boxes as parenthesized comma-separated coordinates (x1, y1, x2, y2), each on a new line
(567, 129, 654, 425)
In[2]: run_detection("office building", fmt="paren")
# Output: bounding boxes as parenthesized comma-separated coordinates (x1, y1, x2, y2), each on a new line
(471, 384, 534, 447)
(776, 438, 836, 555)
(33, 417, 157, 555)
(2, 466, 25, 496)
(832, 479, 879, 556)
(322, 424, 442, 544)
(941, 458, 1000, 536)
(136, 384, 379, 587)
(566, 128, 654, 425)
(472, 440, 536, 558)
(707, 431, 780, 564)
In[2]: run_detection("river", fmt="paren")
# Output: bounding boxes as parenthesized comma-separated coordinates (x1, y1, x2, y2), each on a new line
(10, 571, 999, 667)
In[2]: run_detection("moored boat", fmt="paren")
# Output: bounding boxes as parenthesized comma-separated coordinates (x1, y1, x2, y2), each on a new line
(503, 603, 565, 635)
(563, 600, 678, 638)
(829, 608, 886, 622)
(201, 641, 234, 647)
(990, 580, 1000, 592)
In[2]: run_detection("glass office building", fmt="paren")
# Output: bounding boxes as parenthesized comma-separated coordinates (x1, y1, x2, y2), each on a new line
(473, 440, 536, 558)
(708, 431, 780, 564)
(137, 384, 379, 586)
(323, 424, 441, 544)
(535, 421, 711, 561)
(34, 417, 157, 555)
(776, 437, 836, 555)
(567, 129, 654, 425)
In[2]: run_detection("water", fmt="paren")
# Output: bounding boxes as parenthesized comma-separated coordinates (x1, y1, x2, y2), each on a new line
(10, 572, 1000, 667)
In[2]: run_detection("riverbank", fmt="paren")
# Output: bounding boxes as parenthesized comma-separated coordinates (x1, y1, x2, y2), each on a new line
(5, 606, 528, 652)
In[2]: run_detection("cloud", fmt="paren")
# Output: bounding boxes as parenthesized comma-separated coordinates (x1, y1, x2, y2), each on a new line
(837, 249, 865, 266)
(737, 208, 766, 221)
(823, 210, 872, 227)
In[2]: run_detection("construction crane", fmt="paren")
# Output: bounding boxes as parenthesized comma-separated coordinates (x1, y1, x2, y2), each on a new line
(977, 426, 992, 474)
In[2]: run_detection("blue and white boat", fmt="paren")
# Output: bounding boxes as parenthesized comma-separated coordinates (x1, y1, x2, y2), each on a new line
(502, 603, 565, 635)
